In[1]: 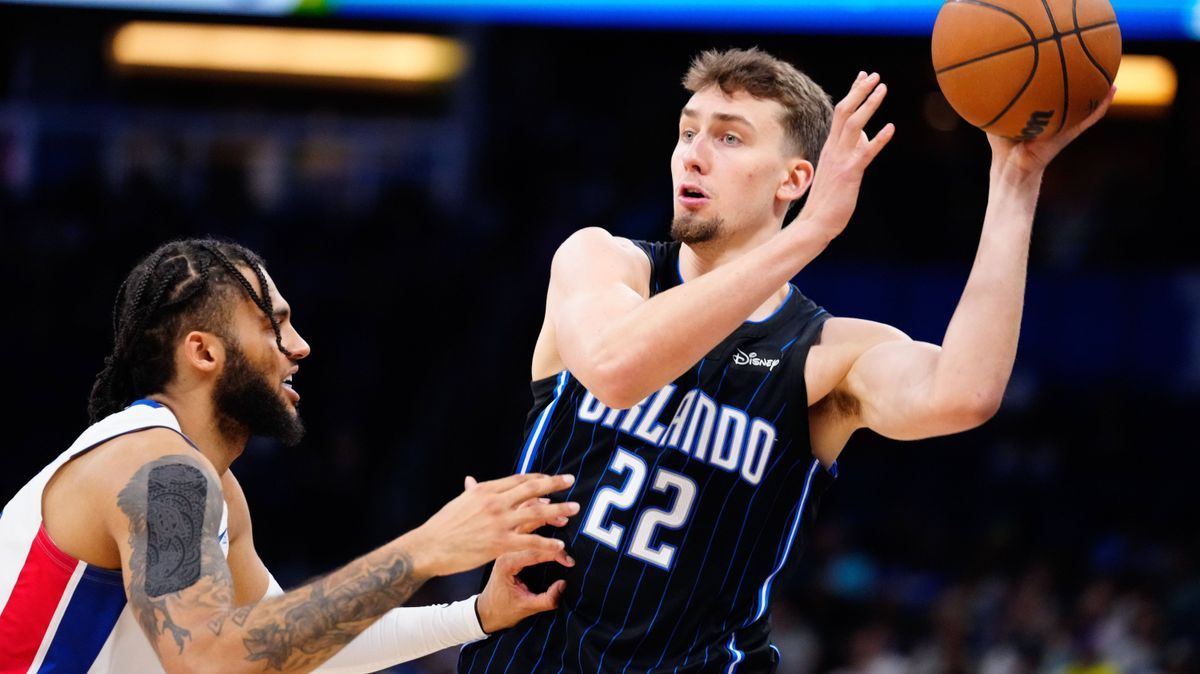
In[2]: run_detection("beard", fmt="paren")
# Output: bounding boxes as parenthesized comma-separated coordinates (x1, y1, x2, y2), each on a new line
(670, 214, 723, 244)
(214, 340, 305, 447)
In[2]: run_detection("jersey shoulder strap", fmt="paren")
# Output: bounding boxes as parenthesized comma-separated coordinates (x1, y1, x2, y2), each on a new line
(628, 239, 682, 297)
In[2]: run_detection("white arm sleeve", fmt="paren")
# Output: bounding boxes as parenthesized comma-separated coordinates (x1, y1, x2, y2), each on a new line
(261, 574, 489, 674)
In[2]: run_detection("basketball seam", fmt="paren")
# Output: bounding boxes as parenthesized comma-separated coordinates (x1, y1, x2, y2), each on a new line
(1073, 0, 1116, 85)
(1039, 0, 1071, 134)
(936, 0, 1041, 129)
(934, 20, 1117, 76)
(937, 0, 1037, 55)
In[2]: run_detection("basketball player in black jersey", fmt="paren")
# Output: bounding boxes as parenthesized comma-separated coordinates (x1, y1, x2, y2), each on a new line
(459, 48, 1114, 673)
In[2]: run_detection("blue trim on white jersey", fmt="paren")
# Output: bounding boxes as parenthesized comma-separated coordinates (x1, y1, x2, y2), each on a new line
(750, 459, 821, 623)
(38, 566, 127, 673)
(130, 398, 163, 408)
(517, 371, 570, 474)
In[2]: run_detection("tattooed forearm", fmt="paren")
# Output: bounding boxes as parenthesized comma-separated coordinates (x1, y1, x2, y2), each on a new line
(241, 549, 427, 669)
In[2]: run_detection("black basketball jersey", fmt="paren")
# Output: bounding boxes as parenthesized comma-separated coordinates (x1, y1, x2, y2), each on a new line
(459, 240, 836, 674)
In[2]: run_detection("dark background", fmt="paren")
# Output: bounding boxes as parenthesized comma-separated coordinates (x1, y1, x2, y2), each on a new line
(1, 4, 1198, 672)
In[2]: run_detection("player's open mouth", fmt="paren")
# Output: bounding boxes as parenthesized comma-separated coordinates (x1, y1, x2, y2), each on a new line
(282, 374, 300, 403)
(678, 183, 710, 207)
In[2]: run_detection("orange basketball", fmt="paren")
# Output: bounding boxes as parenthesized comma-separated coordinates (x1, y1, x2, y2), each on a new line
(931, 0, 1122, 140)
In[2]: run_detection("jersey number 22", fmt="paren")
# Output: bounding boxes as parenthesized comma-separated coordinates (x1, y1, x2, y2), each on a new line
(581, 447, 697, 570)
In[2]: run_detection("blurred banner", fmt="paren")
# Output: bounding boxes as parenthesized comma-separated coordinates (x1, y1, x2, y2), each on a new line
(3, 0, 1199, 39)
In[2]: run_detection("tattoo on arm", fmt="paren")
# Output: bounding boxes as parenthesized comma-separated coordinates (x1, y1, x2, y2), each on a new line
(145, 464, 206, 596)
(240, 551, 425, 669)
(119, 454, 429, 670)
(119, 455, 230, 655)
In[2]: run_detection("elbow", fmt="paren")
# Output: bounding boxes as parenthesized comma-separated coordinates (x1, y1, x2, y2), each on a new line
(581, 359, 646, 410)
(945, 388, 1005, 430)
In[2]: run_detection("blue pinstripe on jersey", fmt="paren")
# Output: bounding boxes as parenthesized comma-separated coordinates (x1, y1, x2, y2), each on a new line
(751, 459, 821, 624)
(518, 371, 570, 474)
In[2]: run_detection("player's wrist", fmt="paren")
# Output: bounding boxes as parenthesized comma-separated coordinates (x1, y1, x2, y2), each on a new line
(781, 216, 840, 253)
(394, 527, 443, 578)
(473, 594, 495, 635)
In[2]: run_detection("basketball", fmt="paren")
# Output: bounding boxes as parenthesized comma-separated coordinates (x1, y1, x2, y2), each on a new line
(931, 0, 1121, 140)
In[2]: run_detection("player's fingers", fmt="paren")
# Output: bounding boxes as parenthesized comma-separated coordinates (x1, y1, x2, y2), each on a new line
(496, 546, 574, 576)
(865, 123, 896, 161)
(844, 82, 888, 141)
(831, 72, 880, 135)
(1068, 85, 1116, 140)
(503, 474, 576, 505)
(464, 475, 479, 490)
(529, 580, 567, 612)
(512, 502, 580, 532)
(1032, 83, 1113, 155)
(515, 497, 552, 511)
(826, 71, 863, 143)
(554, 548, 576, 567)
(516, 515, 570, 534)
(474, 472, 546, 494)
(516, 515, 571, 534)
(505, 533, 567, 557)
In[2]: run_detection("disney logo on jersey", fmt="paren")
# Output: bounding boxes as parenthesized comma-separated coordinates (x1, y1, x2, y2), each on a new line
(732, 348, 781, 372)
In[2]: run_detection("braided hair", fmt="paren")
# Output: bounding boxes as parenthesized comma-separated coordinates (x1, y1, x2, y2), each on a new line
(88, 238, 291, 422)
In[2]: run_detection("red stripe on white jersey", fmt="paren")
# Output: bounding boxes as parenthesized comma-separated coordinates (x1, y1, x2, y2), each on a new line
(0, 524, 82, 672)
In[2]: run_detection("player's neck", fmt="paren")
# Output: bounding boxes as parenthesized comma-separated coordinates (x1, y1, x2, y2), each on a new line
(678, 219, 780, 279)
(147, 391, 245, 475)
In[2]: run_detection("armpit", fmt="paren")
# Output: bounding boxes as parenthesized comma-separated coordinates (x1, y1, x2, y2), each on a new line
(813, 387, 862, 420)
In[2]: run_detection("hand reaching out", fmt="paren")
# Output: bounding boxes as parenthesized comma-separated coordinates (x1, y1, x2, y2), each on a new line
(411, 473, 579, 577)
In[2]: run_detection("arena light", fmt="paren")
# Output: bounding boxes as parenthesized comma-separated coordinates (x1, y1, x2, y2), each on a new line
(110, 22, 468, 87)
(1112, 55, 1177, 109)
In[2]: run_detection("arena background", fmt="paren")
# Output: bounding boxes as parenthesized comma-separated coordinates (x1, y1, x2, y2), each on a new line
(1, 1, 1198, 671)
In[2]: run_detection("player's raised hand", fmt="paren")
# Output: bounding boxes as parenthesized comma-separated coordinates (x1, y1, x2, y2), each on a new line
(410, 473, 579, 577)
(475, 547, 576, 633)
(988, 85, 1116, 178)
(792, 71, 895, 237)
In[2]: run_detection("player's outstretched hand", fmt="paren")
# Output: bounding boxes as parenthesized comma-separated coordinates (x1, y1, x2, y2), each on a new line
(988, 85, 1115, 178)
(411, 473, 579, 577)
(475, 547, 576, 633)
(792, 71, 895, 237)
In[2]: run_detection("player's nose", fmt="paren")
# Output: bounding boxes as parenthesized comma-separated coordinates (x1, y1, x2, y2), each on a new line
(679, 136, 710, 175)
(287, 327, 311, 360)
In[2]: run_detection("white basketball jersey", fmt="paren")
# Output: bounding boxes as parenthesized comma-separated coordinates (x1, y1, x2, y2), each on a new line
(0, 400, 228, 673)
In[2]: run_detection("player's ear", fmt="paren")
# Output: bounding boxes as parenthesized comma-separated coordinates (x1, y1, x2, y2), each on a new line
(179, 330, 224, 377)
(778, 157, 814, 202)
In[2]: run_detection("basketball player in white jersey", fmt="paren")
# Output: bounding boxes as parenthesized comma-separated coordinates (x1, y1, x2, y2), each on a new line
(0, 238, 580, 673)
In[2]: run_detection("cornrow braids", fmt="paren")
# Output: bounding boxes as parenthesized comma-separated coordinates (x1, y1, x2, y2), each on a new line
(87, 238, 287, 422)
(195, 240, 291, 359)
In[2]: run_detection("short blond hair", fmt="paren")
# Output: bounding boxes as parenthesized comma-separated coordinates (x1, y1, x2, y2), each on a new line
(684, 47, 833, 165)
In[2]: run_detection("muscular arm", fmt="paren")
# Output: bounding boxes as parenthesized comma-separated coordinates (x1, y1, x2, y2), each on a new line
(549, 226, 833, 408)
(832, 90, 1116, 442)
(839, 172, 1036, 440)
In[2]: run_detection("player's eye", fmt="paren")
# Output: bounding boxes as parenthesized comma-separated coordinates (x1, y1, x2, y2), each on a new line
(721, 133, 741, 146)
(680, 129, 696, 141)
